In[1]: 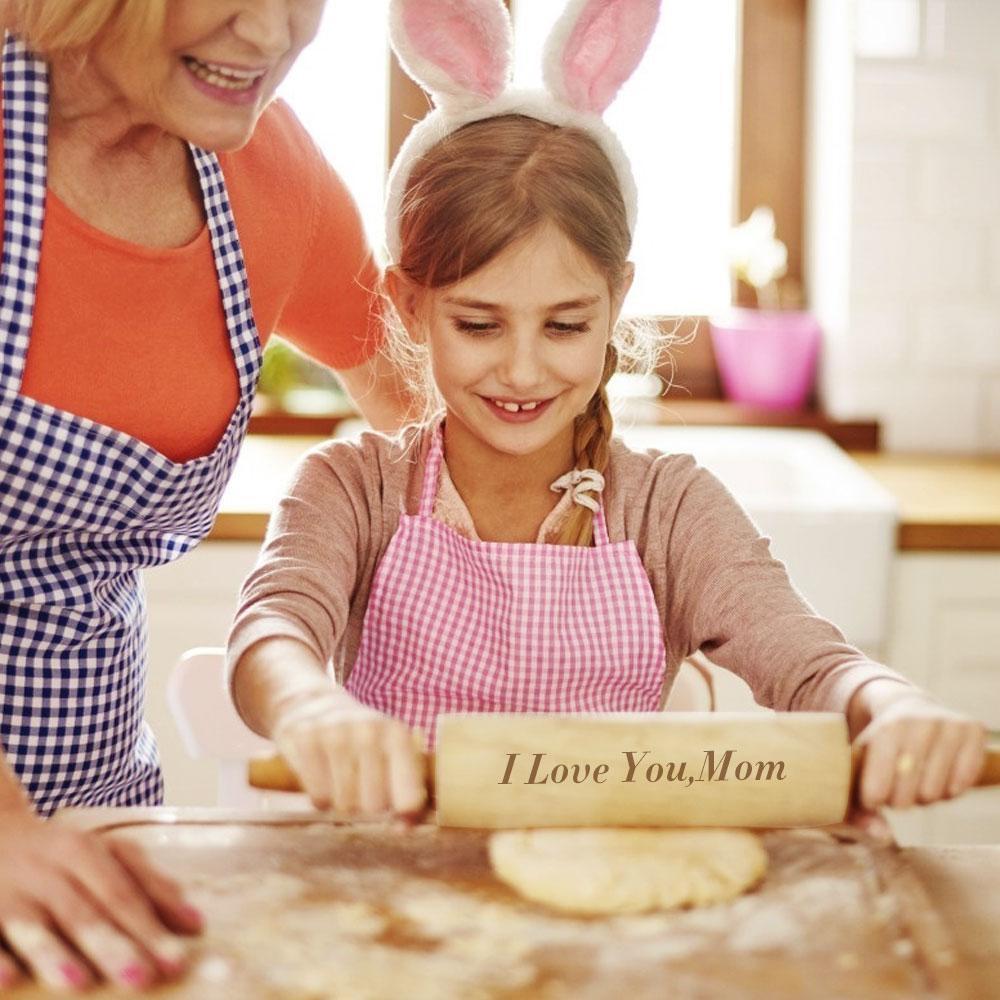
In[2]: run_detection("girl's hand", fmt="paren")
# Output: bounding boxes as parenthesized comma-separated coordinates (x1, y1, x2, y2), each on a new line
(0, 805, 202, 992)
(850, 688, 987, 822)
(271, 685, 429, 818)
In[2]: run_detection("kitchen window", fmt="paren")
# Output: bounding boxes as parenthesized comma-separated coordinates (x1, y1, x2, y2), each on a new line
(271, 1, 807, 409)
(282, 0, 739, 316)
(510, 0, 739, 317)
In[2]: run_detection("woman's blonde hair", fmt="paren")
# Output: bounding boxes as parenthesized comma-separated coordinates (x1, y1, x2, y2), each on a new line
(385, 114, 674, 547)
(1, 0, 165, 56)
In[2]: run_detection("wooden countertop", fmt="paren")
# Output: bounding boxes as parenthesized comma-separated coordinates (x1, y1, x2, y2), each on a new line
(849, 453, 1000, 552)
(212, 435, 321, 542)
(210, 435, 1000, 552)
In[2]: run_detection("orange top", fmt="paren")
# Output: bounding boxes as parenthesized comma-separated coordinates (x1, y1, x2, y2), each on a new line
(12, 99, 381, 462)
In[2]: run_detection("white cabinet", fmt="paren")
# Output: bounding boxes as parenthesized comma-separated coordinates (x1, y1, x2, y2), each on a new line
(882, 552, 1000, 846)
(143, 542, 262, 806)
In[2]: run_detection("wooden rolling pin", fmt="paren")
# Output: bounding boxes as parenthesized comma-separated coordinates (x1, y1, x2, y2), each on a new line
(247, 711, 1000, 829)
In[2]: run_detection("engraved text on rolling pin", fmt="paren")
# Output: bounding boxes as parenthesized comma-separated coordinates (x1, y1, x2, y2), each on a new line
(497, 751, 788, 787)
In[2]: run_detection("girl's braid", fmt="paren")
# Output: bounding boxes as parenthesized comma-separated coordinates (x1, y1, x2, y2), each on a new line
(554, 342, 618, 547)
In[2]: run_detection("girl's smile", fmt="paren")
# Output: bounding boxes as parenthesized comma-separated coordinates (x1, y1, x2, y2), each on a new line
(480, 396, 556, 422)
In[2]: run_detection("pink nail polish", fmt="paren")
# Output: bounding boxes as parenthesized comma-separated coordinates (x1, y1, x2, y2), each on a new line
(60, 962, 87, 987)
(182, 904, 204, 927)
(119, 963, 150, 987)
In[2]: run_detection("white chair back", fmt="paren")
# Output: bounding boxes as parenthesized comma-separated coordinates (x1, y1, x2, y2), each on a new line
(167, 647, 309, 809)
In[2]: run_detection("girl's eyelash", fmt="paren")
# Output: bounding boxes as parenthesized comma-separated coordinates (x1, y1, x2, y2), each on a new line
(455, 320, 498, 334)
(452, 320, 590, 335)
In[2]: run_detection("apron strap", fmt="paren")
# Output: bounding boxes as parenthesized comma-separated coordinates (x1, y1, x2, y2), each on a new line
(418, 420, 446, 516)
(188, 145, 261, 399)
(592, 503, 611, 546)
(0, 32, 48, 396)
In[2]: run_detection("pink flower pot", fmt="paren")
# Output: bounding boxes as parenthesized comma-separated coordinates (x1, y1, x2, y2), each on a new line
(708, 308, 821, 410)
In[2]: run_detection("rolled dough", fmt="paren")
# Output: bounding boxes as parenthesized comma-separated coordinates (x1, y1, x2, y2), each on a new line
(488, 828, 768, 915)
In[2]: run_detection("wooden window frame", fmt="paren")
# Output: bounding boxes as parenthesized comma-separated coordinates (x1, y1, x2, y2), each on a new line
(386, 0, 807, 402)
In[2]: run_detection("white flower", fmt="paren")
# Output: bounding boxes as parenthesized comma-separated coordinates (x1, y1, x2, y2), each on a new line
(728, 206, 788, 289)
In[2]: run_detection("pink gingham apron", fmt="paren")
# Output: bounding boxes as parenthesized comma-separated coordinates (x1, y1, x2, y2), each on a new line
(345, 424, 668, 749)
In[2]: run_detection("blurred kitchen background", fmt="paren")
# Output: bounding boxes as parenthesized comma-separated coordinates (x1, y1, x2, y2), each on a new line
(153, 0, 1000, 846)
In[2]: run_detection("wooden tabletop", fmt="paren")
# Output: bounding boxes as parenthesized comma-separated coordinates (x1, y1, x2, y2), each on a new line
(898, 844, 1000, 998)
(40, 810, 1000, 999)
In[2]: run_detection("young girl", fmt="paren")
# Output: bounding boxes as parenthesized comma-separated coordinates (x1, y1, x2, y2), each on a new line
(227, 0, 986, 832)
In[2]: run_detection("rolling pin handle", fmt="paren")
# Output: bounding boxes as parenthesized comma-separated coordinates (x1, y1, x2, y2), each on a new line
(977, 744, 1000, 787)
(247, 749, 437, 805)
(846, 740, 1000, 803)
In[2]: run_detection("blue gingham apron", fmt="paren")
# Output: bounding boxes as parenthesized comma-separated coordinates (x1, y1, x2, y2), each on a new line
(0, 35, 262, 815)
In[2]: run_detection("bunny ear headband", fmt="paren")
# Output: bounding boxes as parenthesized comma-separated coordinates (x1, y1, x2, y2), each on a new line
(385, 0, 662, 264)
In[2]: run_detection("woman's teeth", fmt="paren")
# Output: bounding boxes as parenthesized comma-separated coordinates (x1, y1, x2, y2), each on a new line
(184, 57, 263, 91)
(491, 399, 541, 412)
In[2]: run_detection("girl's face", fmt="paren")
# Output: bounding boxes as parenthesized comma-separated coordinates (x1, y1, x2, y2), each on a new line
(89, 0, 326, 150)
(403, 221, 632, 463)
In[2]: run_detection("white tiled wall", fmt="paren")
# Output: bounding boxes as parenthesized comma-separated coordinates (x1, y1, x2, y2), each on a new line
(809, 0, 1000, 453)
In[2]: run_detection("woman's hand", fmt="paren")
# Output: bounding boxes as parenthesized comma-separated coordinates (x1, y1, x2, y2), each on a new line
(0, 805, 202, 992)
(846, 684, 987, 840)
(271, 684, 429, 818)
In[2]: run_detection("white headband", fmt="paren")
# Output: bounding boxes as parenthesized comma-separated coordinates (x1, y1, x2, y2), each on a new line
(385, 0, 662, 265)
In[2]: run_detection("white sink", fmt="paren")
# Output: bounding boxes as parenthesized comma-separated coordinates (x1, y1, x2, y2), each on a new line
(619, 425, 899, 653)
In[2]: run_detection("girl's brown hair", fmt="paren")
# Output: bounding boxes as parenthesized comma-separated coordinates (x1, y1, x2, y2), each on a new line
(387, 114, 668, 547)
(1, 0, 165, 56)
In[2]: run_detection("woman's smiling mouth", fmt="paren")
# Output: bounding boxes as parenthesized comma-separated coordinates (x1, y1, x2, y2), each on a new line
(182, 56, 267, 99)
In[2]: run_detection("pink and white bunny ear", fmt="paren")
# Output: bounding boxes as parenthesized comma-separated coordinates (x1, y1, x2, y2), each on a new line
(543, 0, 661, 115)
(389, 0, 513, 111)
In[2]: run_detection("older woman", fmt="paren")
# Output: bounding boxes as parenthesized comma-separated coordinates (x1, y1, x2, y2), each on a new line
(0, 0, 405, 990)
